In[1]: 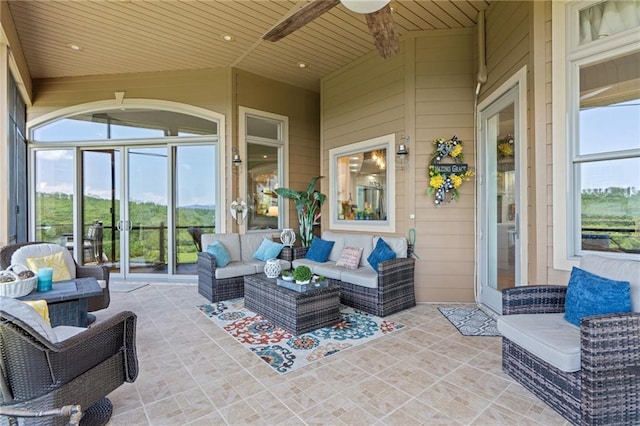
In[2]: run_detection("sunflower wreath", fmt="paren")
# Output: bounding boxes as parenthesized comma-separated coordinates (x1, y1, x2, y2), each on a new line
(427, 135, 475, 205)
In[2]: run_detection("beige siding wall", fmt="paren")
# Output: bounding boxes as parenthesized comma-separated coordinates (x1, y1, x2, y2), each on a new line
(321, 29, 476, 303)
(29, 68, 231, 121)
(234, 69, 321, 231)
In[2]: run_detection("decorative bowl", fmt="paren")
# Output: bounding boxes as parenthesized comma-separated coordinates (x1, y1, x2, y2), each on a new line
(0, 269, 36, 298)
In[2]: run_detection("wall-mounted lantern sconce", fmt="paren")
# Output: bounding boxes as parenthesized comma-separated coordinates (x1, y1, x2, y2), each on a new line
(397, 136, 409, 169)
(232, 147, 242, 168)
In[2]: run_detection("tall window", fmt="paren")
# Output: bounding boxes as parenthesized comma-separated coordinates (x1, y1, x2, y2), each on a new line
(568, 1, 640, 257)
(240, 107, 287, 232)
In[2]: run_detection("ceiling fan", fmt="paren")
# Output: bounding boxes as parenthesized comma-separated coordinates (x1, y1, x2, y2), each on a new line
(262, 0, 400, 59)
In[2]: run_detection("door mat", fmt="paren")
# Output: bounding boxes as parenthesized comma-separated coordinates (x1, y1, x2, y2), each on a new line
(438, 307, 500, 336)
(198, 298, 405, 374)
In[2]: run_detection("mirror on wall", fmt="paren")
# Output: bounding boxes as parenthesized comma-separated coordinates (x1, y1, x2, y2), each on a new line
(329, 134, 395, 232)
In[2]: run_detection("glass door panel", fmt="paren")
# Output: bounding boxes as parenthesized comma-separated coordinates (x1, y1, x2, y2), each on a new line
(247, 143, 279, 230)
(82, 149, 120, 270)
(480, 85, 520, 313)
(127, 147, 167, 274)
(174, 145, 217, 275)
(34, 150, 74, 244)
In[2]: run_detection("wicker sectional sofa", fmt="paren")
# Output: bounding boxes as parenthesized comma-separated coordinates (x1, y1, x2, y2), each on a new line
(497, 255, 640, 425)
(291, 231, 416, 317)
(197, 233, 292, 302)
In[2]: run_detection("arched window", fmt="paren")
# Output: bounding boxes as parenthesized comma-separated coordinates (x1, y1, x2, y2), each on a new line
(29, 103, 224, 279)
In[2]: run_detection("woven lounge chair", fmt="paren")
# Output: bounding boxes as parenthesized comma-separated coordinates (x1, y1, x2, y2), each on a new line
(0, 300, 138, 425)
(0, 242, 110, 313)
(499, 255, 640, 425)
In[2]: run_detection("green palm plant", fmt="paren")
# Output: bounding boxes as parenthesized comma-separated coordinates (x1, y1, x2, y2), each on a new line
(274, 176, 326, 247)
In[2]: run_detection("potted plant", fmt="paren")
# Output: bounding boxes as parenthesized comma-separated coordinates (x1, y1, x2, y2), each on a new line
(274, 176, 326, 247)
(281, 270, 294, 281)
(293, 265, 312, 284)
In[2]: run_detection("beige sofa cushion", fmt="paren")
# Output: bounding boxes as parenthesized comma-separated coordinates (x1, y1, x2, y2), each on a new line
(240, 234, 273, 262)
(214, 261, 257, 279)
(322, 231, 374, 267)
(580, 255, 640, 312)
(497, 313, 581, 372)
(201, 234, 241, 262)
(374, 236, 408, 258)
(340, 268, 379, 289)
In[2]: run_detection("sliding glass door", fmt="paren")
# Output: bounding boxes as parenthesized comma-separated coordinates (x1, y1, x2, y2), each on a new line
(82, 145, 216, 278)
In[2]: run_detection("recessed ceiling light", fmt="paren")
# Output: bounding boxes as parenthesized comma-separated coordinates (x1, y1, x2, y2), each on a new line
(297, 62, 308, 69)
(66, 44, 83, 51)
(221, 34, 235, 42)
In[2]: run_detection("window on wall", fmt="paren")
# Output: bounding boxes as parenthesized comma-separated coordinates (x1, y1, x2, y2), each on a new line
(329, 134, 396, 233)
(567, 1, 640, 258)
(240, 108, 286, 231)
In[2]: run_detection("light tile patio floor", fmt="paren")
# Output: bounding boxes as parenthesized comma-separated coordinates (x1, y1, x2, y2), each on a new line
(95, 283, 569, 425)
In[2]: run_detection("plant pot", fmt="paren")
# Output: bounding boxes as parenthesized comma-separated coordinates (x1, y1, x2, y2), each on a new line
(295, 280, 310, 285)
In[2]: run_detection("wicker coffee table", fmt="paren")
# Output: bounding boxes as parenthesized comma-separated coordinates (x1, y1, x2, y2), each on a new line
(244, 274, 340, 335)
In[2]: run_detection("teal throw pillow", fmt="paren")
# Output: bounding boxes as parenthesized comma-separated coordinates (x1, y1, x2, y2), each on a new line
(305, 237, 335, 263)
(564, 266, 632, 327)
(206, 241, 231, 267)
(253, 238, 284, 261)
(367, 238, 396, 272)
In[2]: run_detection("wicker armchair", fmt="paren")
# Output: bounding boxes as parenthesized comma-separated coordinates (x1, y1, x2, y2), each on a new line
(0, 242, 110, 313)
(0, 307, 138, 425)
(501, 276, 639, 424)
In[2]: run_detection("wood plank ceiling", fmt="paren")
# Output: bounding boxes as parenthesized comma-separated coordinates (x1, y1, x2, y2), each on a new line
(7, 0, 489, 92)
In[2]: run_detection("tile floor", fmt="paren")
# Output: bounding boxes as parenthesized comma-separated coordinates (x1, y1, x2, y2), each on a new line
(95, 283, 569, 425)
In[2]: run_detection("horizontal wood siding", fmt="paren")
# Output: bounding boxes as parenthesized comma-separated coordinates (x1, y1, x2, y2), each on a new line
(29, 68, 231, 121)
(483, 1, 530, 97)
(322, 30, 476, 303)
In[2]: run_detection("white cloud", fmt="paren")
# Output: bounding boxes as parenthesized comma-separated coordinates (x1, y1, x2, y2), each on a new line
(37, 150, 73, 161)
(37, 181, 73, 194)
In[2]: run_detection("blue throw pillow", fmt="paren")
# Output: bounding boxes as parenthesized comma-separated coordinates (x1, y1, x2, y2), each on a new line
(367, 238, 397, 272)
(305, 237, 335, 263)
(564, 266, 632, 327)
(253, 238, 284, 261)
(206, 241, 231, 267)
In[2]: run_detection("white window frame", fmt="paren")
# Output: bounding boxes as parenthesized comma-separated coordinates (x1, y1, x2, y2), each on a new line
(329, 134, 396, 233)
(553, 0, 640, 269)
(238, 106, 288, 233)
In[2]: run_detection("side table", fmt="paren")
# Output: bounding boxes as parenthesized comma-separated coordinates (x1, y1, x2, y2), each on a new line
(19, 277, 103, 327)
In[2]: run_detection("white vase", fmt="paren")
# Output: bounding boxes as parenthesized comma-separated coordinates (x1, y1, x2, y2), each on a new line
(280, 228, 296, 247)
(264, 258, 281, 278)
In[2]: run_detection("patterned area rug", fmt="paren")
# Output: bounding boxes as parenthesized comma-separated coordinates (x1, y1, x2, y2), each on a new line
(198, 298, 405, 374)
(438, 307, 500, 336)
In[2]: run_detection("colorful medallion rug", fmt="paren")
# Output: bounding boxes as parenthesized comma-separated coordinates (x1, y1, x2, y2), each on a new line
(198, 298, 405, 374)
(438, 307, 500, 337)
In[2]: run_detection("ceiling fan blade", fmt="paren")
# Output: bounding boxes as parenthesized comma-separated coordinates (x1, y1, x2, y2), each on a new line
(263, 0, 340, 42)
(365, 4, 399, 59)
